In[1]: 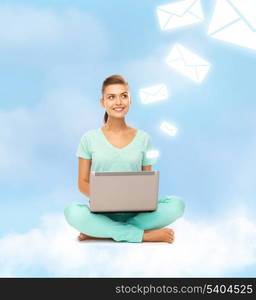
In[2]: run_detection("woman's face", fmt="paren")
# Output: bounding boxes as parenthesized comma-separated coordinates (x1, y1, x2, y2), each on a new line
(101, 84, 131, 118)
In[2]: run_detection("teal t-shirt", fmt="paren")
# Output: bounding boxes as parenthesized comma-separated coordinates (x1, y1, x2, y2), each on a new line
(76, 128, 157, 172)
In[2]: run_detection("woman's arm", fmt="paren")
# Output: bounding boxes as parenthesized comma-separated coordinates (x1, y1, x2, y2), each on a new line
(78, 157, 91, 198)
(78, 180, 90, 198)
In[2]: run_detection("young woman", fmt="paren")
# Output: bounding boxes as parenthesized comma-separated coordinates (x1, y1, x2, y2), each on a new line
(64, 75, 185, 243)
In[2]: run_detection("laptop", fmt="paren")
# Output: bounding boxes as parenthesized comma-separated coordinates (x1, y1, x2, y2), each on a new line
(88, 171, 160, 213)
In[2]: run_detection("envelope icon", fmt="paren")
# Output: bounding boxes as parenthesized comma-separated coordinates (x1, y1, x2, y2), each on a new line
(157, 0, 204, 31)
(139, 84, 169, 104)
(146, 149, 159, 160)
(165, 43, 210, 83)
(208, 0, 256, 50)
(160, 121, 178, 136)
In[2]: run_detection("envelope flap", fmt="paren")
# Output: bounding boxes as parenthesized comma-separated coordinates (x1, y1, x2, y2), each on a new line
(167, 45, 182, 62)
(176, 44, 209, 67)
(141, 85, 166, 96)
(208, 0, 240, 35)
(229, 0, 256, 29)
(158, 0, 198, 17)
(188, 0, 204, 19)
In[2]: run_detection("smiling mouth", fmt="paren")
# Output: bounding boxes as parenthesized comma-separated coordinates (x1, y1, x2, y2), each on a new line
(113, 108, 125, 111)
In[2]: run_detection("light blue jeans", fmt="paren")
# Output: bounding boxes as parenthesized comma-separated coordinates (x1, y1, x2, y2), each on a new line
(64, 195, 185, 243)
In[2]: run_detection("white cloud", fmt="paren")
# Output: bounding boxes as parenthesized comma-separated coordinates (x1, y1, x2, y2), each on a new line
(229, 138, 256, 198)
(0, 88, 101, 185)
(0, 5, 61, 45)
(0, 206, 255, 277)
(0, 4, 109, 65)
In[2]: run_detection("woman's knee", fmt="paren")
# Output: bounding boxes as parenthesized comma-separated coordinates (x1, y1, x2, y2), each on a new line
(64, 202, 89, 224)
(162, 196, 185, 218)
(170, 196, 185, 218)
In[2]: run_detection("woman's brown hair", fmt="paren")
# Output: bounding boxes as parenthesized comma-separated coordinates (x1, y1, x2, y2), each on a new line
(101, 74, 129, 124)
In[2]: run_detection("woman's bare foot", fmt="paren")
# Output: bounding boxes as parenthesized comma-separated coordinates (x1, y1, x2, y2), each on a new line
(142, 228, 174, 243)
(78, 232, 112, 241)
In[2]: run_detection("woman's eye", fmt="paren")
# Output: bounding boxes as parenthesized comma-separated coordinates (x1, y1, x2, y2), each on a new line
(108, 94, 127, 99)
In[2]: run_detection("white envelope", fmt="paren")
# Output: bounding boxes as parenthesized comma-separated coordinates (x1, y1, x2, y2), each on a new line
(157, 0, 204, 31)
(139, 84, 168, 104)
(145, 149, 159, 160)
(208, 0, 256, 50)
(160, 121, 178, 136)
(165, 43, 210, 83)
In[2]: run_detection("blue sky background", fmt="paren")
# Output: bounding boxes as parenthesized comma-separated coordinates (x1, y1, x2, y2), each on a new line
(0, 0, 256, 277)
